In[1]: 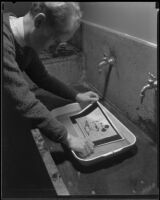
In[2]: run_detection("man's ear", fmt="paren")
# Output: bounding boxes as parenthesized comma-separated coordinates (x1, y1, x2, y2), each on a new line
(34, 13, 46, 28)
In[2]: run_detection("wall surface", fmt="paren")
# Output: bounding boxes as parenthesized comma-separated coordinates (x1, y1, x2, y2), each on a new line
(80, 2, 157, 44)
(82, 21, 157, 141)
(3, 2, 31, 16)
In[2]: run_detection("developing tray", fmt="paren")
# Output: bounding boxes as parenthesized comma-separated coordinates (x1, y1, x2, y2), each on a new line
(51, 102, 136, 165)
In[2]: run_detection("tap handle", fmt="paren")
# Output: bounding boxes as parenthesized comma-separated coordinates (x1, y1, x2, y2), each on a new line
(147, 72, 157, 85)
(148, 72, 156, 80)
(102, 53, 115, 64)
(102, 53, 108, 60)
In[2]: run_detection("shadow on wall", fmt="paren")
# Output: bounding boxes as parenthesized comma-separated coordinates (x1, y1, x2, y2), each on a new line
(136, 116, 157, 143)
(3, 2, 31, 16)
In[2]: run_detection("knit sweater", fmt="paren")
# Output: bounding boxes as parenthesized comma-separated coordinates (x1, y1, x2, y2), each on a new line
(3, 12, 78, 143)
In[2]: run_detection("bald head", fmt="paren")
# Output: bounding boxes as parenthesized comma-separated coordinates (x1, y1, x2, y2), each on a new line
(29, 2, 82, 35)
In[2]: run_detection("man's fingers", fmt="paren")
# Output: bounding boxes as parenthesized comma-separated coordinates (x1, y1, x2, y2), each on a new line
(84, 140, 94, 155)
(88, 97, 99, 104)
(76, 140, 94, 158)
(90, 97, 99, 101)
(85, 143, 93, 155)
(69, 134, 95, 158)
(88, 91, 99, 101)
(78, 152, 87, 158)
(86, 139, 94, 150)
(89, 91, 99, 97)
(77, 148, 89, 158)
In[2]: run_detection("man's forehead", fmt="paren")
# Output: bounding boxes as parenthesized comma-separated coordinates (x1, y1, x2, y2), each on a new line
(45, 2, 66, 8)
(66, 14, 80, 31)
(44, 2, 81, 36)
(50, 15, 80, 34)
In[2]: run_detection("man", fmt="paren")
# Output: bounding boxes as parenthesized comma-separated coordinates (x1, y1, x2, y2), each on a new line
(2, 2, 99, 194)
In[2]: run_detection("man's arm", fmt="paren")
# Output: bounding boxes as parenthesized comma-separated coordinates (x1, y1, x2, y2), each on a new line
(3, 44, 68, 144)
(25, 49, 79, 101)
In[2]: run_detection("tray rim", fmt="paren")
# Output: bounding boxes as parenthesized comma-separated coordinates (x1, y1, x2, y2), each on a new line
(70, 101, 137, 162)
(51, 102, 137, 163)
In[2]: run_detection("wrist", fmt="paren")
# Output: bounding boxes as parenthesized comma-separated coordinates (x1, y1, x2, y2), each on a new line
(62, 133, 71, 148)
(75, 93, 81, 102)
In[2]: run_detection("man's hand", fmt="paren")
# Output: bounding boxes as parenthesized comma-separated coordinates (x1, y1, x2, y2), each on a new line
(76, 91, 99, 104)
(65, 134, 94, 158)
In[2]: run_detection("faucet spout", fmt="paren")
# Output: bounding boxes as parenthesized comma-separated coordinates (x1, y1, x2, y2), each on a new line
(98, 60, 107, 67)
(140, 84, 153, 96)
(140, 84, 152, 104)
(98, 54, 115, 72)
(140, 73, 157, 104)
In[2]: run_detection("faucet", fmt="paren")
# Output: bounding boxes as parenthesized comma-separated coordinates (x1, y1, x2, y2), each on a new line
(140, 72, 157, 104)
(98, 53, 115, 72)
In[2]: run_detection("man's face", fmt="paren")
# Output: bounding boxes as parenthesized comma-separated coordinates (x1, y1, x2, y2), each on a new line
(30, 15, 79, 53)
(29, 24, 55, 52)
(30, 27, 77, 53)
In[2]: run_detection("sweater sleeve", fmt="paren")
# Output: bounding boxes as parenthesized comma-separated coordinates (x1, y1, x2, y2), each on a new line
(3, 39, 68, 144)
(25, 49, 79, 101)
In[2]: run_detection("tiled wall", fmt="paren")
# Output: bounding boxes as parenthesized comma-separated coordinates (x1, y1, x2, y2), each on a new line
(23, 53, 85, 93)
(41, 53, 85, 85)
(82, 21, 157, 141)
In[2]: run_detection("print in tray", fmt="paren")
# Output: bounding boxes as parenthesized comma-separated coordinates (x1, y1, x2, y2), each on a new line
(70, 102, 124, 147)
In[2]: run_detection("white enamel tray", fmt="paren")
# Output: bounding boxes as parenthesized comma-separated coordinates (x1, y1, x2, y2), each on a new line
(51, 102, 136, 165)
